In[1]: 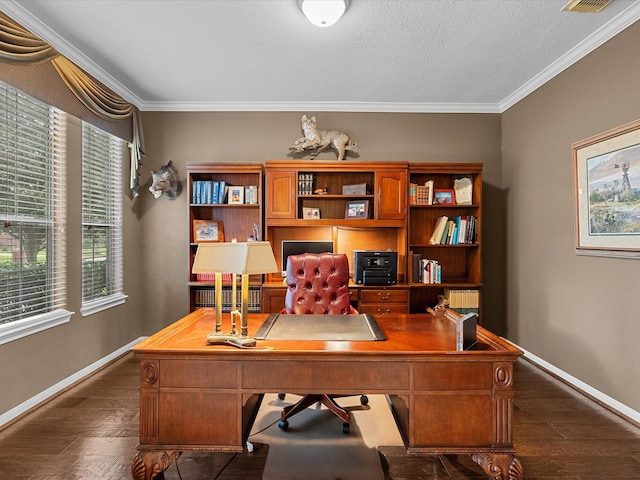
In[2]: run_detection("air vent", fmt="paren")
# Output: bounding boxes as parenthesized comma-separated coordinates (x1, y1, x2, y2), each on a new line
(562, 0, 612, 13)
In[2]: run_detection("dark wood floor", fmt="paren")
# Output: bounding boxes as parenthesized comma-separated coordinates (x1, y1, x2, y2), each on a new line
(1, 353, 639, 479)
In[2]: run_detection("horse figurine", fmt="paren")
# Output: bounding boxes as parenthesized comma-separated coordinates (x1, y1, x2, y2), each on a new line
(149, 160, 182, 200)
(289, 115, 358, 160)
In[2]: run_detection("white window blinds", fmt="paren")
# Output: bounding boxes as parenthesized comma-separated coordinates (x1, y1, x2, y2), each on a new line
(0, 82, 68, 328)
(81, 123, 125, 313)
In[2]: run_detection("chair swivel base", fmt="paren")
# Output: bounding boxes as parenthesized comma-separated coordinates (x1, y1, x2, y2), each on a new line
(278, 394, 353, 434)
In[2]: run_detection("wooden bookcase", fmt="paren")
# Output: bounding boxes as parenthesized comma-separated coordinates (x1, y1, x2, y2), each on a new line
(407, 163, 482, 317)
(262, 160, 408, 314)
(185, 160, 482, 317)
(187, 162, 263, 313)
(263, 160, 407, 279)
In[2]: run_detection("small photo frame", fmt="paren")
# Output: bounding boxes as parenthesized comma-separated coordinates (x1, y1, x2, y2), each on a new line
(345, 200, 369, 219)
(193, 220, 224, 242)
(228, 186, 244, 204)
(434, 189, 456, 205)
(302, 207, 320, 219)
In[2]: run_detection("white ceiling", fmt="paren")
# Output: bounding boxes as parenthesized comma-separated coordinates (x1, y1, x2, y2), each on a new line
(2, 0, 640, 113)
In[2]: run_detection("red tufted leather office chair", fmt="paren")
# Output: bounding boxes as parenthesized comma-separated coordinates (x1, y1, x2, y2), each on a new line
(278, 253, 367, 434)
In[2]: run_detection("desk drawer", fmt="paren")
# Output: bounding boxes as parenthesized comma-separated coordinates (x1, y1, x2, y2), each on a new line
(358, 303, 408, 315)
(243, 361, 409, 391)
(159, 360, 238, 388)
(360, 289, 409, 304)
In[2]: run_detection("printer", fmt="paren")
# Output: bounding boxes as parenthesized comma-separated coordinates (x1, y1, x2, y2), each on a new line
(353, 250, 398, 285)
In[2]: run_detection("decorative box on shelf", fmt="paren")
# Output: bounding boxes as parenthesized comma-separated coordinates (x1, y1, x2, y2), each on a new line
(342, 183, 368, 195)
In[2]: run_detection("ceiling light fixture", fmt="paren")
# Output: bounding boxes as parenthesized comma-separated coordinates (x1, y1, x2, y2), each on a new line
(299, 0, 348, 28)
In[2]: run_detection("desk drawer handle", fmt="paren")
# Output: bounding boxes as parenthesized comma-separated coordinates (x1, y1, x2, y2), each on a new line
(377, 292, 391, 300)
(377, 308, 391, 315)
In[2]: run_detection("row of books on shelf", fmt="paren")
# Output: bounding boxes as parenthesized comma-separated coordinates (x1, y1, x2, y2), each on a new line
(298, 173, 314, 195)
(408, 180, 434, 205)
(192, 180, 259, 205)
(429, 215, 477, 245)
(444, 288, 479, 314)
(411, 255, 442, 284)
(409, 177, 473, 206)
(193, 286, 261, 313)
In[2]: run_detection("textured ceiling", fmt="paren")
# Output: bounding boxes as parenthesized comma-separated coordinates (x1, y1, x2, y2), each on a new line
(2, 0, 640, 112)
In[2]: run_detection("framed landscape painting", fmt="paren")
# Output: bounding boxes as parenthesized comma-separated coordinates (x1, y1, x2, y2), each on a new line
(573, 119, 640, 258)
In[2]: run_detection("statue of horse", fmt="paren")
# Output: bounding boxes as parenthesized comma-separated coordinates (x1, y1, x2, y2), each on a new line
(149, 160, 182, 200)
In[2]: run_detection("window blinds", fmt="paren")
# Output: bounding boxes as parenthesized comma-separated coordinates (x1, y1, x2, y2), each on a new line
(81, 123, 124, 307)
(0, 82, 67, 325)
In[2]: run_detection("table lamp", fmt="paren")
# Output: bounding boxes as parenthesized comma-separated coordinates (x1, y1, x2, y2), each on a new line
(191, 241, 278, 347)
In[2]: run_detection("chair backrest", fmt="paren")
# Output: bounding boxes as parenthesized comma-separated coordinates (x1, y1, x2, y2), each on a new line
(284, 253, 352, 315)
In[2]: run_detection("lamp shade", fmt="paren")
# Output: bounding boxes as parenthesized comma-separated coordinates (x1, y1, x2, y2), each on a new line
(300, 0, 347, 27)
(192, 241, 278, 275)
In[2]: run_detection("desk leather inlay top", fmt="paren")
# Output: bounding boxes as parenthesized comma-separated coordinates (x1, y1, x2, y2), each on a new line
(254, 313, 386, 341)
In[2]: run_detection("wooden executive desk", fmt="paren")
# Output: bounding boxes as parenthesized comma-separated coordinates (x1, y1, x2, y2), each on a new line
(131, 309, 523, 480)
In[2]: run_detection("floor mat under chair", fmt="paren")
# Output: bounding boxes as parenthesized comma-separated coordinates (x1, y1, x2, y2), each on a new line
(250, 393, 404, 480)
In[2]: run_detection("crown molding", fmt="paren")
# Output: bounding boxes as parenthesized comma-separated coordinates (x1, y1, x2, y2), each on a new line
(138, 101, 502, 114)
(0, 0, 144, 108)
(500, 1, 640, 112)
(3, 0, 639, 114)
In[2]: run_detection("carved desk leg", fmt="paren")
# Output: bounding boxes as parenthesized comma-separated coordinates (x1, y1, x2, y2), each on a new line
(131, 450, 180, 480)
(471, 453, 523, 480)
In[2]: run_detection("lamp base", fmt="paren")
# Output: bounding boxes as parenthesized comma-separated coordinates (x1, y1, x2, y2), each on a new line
(206, 332, 256, 348)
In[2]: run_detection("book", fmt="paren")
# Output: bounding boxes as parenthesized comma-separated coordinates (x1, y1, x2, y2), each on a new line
(217, 181, 226, 203)
(430, 216, 448, 244)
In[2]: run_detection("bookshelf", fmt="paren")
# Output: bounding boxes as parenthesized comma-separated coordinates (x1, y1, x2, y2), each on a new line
(263, 160, 407, 281)
(187, 162, 263, 313)
(407, 163, 483, 317)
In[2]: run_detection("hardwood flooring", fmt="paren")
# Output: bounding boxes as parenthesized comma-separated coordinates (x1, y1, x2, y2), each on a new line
(0, 353, 639, 479)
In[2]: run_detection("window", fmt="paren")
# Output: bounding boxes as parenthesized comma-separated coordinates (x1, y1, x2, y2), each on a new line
(81, 123, 125, 315)
(0, 82, 71, 344)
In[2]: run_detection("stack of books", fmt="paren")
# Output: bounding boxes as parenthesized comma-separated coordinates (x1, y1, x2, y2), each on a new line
(298, 173, 314, 195)
(428, 215, 477, 245)
(410, 254, 441, 284)
(408, 180, 434, 205)
(444, 288, 479, 314)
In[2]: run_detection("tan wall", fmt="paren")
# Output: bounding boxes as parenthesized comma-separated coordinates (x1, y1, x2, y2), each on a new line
(502, 21, 640, 411)
(138, 112, 504, 334)
(0, 116, 143, 415)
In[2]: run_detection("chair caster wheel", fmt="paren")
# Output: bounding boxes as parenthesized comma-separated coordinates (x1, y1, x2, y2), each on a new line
(360, 395, 369, 405)
(278, 420, 289, 430)
(278, 393, 286, 400)
(342, 422, 350, 434)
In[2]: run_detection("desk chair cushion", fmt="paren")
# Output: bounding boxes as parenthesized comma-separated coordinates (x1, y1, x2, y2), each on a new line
(284, 253, 352, 315)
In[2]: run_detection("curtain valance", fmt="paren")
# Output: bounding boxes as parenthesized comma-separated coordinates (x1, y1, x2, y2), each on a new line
(0, 12, 144, 197)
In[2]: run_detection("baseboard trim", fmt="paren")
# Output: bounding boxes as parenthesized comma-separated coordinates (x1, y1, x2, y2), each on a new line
(519, 346, 640, 427)
(0, 336, 147, 429)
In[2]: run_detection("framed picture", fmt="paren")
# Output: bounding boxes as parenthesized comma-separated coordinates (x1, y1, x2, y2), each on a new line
(228, 185, 244, 204)
(345, 200, 369, 219)
(434, 189, 456, 205)
(573, 119, 640, 258)
(302, 207, 320, 219)
(193, 220, 224, 242)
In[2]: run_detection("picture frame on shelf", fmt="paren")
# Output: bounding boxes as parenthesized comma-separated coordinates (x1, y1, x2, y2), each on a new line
(228, 186, 244, 204)
(302, 207, 320, 219)
(434, 189, 456, 205)
(193, 220, 224, 242)
(345, 199, 369, 219)
(572, 119, 640, 258)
